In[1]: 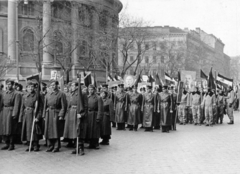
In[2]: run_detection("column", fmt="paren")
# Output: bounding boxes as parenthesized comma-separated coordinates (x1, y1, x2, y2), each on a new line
(8, 0, 17, 61)
(42, 0, 52, 65)
(71, 1, 79, 79)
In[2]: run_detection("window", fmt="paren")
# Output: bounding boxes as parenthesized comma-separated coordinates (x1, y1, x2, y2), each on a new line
(145, 56, 149, 64)
(20, 2, 34, 16)
(161, 56, 164, 63)
(79, 5, 93, 28)
(130, 56, 134, 62)
(99, 10, 108, 30)
(153, 56, 157, 63)
(22, 28, 34, 52)
(145, 43, 149, 50)
(55, 42, 63, 55)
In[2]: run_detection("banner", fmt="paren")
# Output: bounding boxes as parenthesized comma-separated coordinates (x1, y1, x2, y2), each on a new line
(124, 75, 135, 87)
(50, 70, 61, 80)
(181, 70, 196, 90)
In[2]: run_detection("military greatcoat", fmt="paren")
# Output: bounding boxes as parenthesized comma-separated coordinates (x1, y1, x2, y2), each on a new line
(101, 97, 113, 137)
(63, 90, 88, 139)
(115, 92, 128, 123)
(1, 90, 21, 135)
(43, 90, 67, 139)
(86, 94, 103, 139)
(159, 92, 172, 126)
(128, 92, 141, 125)
(142, 92, 155, 128)
(0, 91, 4, 135)
(19, 92, 42, 141)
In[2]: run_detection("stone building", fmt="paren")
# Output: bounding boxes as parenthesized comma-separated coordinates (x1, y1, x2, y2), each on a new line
(118, 26, 231, 80)
(0, 0, 122, 84)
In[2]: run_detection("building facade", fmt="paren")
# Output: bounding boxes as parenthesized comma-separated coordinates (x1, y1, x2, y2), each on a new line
(0, 0, 122, 84)
(118, 26, 231, 80)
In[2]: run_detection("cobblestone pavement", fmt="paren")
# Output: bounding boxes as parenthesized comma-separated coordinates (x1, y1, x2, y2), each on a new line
(1, 112, 240, 174)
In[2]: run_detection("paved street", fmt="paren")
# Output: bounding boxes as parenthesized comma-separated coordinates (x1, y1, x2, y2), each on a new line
(0, 112, 240, 174)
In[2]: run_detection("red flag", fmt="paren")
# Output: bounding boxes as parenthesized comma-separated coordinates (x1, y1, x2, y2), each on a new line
(208, 67, 216, 90)
(77, 73, 85, 114)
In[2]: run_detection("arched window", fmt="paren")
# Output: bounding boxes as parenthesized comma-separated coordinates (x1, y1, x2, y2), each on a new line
(22, 28, 34, 52)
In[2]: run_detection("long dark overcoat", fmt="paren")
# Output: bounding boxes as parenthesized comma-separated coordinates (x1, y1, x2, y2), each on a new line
(1, 90, 21, 135)
(63, 90, 88, 139)
(128, 92, 141, 125)
(86, 94, 103, 139)
(19, 92, 42, 141)
(101, 97, 113, 137)
(43, 90, 67, 139)
(159, 92, 172, 126)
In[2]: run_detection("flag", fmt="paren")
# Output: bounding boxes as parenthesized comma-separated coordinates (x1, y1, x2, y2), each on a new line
(84, 71, 92, 87)
(155, 73, 163, 92)
(216, 73, 233, 87)
(77, 73, 85, 115)
(134, 70, 143, 86)
(155, 73, 161, 85)
(208, 67, 216, 90)
(148, 74, 155, 85)
(200, 70, 208, 80)
(107, 74, 114, 82)
(59, 76, 64, 91)
(165, 72, 172, 81)
(93, 72, 98, 88)
(177, 71, 181, 82)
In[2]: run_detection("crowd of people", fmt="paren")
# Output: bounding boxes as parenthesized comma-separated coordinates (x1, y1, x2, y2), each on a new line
(0, 78, 237, 155)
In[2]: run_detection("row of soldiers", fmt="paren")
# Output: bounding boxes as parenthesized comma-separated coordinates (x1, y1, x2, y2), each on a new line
(0, 79, 112, 155)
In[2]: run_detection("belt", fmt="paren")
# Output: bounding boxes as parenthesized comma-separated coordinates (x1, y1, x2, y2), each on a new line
(48, 106, 56, 109)
(25, 107, 34, 110)
(71, 105, 77, 109)
(88, 109, 97, 112)
(4, 106, 13, 108)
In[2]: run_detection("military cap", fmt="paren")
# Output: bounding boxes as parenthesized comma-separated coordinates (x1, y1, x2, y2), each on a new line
(49, 79, 59, 85)
(88, 84, 95, 89)
(102, 84, 108, 88)
(146, 85, 152, 89)
(6, 79, 15, 84)
(27, 80, 35, 86)
(41, 82, 47, 87)
(163, 85, 168, 90)
(118, 84, 124, 88)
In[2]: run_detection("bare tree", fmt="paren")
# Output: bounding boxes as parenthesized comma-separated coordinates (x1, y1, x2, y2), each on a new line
(0, 53, 14, 79)
(153, 40, 185, 78)
(118, 13, 152, 77)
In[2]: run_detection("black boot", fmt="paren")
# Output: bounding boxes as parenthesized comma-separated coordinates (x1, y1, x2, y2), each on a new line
(129, 125, 133, 131)
(112, 122, 116, 128)
(134, 125, 138, 131)
(228, 120, 234, 124)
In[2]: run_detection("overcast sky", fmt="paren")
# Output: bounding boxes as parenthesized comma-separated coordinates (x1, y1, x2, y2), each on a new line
(120, 0, 240, 57)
